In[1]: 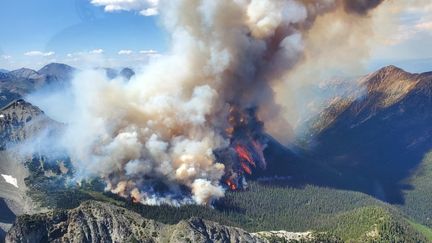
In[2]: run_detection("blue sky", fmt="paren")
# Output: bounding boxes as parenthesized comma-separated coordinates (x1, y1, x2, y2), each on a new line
(0, 0, 166, 69)
(0, 0, 431, 72)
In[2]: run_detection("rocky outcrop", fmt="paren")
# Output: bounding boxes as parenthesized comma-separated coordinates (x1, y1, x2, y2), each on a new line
(0, 99, 57, 150)
(6, 201, 263, 243)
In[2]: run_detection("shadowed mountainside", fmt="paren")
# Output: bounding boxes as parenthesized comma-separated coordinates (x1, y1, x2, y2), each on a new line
(286, 66, 432, 204)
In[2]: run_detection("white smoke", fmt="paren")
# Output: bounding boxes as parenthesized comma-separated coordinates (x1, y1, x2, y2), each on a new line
(28, 0, 385, 205)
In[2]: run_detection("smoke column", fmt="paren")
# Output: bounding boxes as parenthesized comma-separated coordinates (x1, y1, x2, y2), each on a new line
(54, 0, 385, 205)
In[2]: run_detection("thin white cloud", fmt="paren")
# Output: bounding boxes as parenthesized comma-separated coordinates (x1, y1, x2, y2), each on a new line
(24, 51, 55, 57)
(1, 55, 11, 60)
(139, 49, 158, 55)
(118, 49, 133, 55)
(91, 0, 159, 16)
(67, 49, 104, 57)
(140, 7, 158, 16)
(89, 49, 104, 54)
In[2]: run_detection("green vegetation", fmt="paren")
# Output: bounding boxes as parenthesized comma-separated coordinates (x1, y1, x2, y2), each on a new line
(24, 153, 432, 242)
(26, 174, 431, 242)
(408, 220, 432, 242)
(398, 151, 432, 229)
(322, 206, 427, 242)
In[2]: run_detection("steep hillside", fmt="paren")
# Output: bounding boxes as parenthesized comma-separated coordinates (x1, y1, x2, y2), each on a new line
(398, 151, 432, 228)
(304, 66, 432, 204)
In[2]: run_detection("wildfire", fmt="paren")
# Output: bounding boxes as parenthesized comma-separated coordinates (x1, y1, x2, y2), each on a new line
(240, 162, 252, 175)
(131, 196, 140, 203)
(219, 105, 268, 191)
(225, 178, 237, 190)
(235, 144, 256, 167)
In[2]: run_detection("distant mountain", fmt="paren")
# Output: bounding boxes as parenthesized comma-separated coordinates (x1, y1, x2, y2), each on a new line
(0, 75, 43, 100)
(38, 63, 76, 82)
(120, 67, 135, 79)
(0, 69, 8, 73)
(103, 67, 136, 80)
(0, 63, 78, 105)
(0, 72, 12, 80)
(8, 68, 41, 80)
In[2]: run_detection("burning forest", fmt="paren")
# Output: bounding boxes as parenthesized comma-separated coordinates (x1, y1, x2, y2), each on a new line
(215, 106, 268, 191)
(23, 0, 387, 206)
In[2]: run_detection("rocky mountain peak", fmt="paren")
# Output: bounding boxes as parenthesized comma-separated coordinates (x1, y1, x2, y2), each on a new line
(360, 65, 420, 107)
(38, 63, 76, 81)
(8, 68, 41, 80)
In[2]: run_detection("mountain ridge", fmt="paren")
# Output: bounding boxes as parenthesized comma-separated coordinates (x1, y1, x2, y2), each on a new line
(6, 200, 264, 243)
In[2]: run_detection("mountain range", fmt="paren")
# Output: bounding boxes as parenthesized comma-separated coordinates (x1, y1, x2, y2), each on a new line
(1, 64, 432, 242)
(0, 63, 135, 109)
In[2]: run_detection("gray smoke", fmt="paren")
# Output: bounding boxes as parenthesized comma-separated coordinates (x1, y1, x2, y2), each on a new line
(28, 0, 386, 205)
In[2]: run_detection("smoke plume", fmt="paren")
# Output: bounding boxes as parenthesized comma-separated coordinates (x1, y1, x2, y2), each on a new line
(33, 0, 386, 205)
(343, 0, 385, 15)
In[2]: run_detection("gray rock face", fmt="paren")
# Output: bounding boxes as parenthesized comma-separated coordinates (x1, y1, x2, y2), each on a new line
(6, 201, 263, 243)
(0, 99, 55, 150)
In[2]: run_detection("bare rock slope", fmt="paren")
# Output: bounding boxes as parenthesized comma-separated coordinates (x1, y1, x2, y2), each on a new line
(6, 201, 263, 243)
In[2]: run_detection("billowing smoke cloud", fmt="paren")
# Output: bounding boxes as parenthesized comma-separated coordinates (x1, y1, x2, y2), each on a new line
(30, 0, 385, 205)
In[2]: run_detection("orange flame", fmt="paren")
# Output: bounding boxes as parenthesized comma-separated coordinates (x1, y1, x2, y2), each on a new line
(235, 145, 256, 167)
(240, 162, 252, 175)
(225, 178, 237, 190)
(131, 196, 139, 203)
